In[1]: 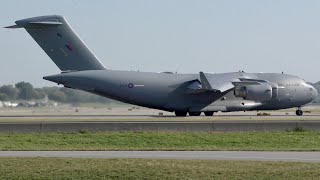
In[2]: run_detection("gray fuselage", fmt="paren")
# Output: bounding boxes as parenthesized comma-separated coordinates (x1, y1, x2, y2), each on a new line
(44, 70, 318, 113)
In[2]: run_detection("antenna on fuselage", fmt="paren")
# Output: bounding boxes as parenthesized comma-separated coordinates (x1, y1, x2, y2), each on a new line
(174, 63, 182, 74)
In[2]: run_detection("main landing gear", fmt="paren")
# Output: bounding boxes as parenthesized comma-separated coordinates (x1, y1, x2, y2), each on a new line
(175, 111, 215, 117)
(175, 111, 187, 117)
(189, 112, 201, 116)
(296, 108, 303, 116)
(204, 111, 214, 116)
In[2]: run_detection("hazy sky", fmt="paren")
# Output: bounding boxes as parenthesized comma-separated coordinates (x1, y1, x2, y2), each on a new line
(1, 0, 320, 87)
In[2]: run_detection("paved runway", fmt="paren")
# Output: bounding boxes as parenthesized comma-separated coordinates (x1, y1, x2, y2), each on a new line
(1, 120, 320, 132)
(1, 151, 319, 162)
(2, 114, 320, 123)
(1, 105, 320, 121)
(2, 113, 320, 120)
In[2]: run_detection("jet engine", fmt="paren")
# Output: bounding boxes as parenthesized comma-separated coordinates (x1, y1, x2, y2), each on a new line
(234, 84, 273, 101)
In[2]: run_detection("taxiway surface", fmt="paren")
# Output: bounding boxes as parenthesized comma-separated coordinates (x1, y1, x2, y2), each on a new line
(1, 120, 320, 132)
(0, 151, 319, 162)
(1, 113, 320, 121)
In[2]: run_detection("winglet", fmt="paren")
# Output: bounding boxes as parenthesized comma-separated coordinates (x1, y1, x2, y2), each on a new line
(199, 72, 212, 90)
(4, 25, 22, 29)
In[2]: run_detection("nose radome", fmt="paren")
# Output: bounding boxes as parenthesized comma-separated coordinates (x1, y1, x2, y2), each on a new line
(313, 86, 318, 99)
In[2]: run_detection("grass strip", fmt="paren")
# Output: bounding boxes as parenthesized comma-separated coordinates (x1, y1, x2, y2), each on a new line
(0, 158, 320, 179)
(0, 131, 320, 151)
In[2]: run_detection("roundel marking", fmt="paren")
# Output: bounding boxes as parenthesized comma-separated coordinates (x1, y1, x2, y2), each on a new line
(128, 83, 134, 88)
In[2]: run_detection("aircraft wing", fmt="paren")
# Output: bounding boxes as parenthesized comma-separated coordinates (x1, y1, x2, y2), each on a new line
(186, 72, 234, 93)
(186, 72, 270, 94)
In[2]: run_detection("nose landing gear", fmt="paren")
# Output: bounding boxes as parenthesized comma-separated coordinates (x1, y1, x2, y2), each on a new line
(189, 112, 201, 116)
(296, 108, 303, 116)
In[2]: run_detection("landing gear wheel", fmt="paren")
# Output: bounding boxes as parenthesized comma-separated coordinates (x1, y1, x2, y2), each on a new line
(204, 111, 214, 116)
(296, 110, 303, 116)
(175, 111, 187, 117)
(189, 112, 201, 116)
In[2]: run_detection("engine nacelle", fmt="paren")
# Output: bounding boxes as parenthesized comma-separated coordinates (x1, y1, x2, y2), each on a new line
(269, 82, 278, 98)
(234, 84, 273, 102)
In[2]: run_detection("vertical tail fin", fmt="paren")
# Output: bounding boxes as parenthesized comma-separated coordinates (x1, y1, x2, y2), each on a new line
(6, 15, 106, 71)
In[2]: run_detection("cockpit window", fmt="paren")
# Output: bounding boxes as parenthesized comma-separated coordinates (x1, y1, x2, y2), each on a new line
(310, 88, 314, 91)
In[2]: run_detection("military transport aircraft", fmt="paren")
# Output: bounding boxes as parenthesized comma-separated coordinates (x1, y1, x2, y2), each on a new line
(6, 15, 318, 116)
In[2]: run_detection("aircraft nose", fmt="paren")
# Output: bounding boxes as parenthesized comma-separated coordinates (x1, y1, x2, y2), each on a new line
(312, 86, 318, 100)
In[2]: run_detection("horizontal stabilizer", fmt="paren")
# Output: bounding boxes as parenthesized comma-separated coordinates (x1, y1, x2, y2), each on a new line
(5, 21, 62, 29)
(4, 25, 21, 29)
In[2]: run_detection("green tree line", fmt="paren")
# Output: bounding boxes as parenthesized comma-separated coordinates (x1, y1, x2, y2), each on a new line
(0, 82, 112, 103)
